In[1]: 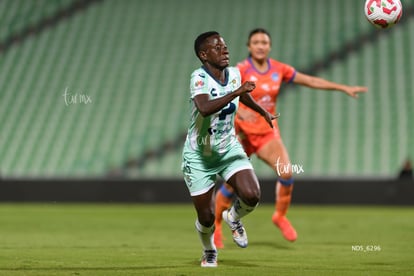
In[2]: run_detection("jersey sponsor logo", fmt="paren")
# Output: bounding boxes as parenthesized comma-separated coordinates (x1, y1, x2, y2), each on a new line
(207, 125, 232, 136)
(195, 80, 204, 87)
(218, 102, 236, 120)
(211, 88, 232, 97)
(218, 90, 232, 96)
(210, 88, 217, 96)
(271, 72, 279, 81)
(249, 76, 258, 82)
(258, 95, 274, 109)
(261, 83, 271, 91)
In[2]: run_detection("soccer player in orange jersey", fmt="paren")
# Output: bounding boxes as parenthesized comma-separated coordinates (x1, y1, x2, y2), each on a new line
(214, 28, 368, 248)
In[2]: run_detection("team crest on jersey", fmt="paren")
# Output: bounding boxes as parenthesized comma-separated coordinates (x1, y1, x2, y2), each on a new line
(195, 80, 204, 87)
(271, 72, 279, 81)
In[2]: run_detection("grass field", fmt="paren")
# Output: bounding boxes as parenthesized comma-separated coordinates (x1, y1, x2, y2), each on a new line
(0, 204, 413, 275)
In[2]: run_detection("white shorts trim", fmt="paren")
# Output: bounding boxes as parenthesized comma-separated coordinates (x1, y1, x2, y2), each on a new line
(190, 182, 216, 197)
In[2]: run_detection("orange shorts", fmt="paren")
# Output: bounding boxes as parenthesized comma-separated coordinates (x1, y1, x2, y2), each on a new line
(237, 127, 281, 157)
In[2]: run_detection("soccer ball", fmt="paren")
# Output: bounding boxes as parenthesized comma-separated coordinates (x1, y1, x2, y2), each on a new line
(364, 0, 403, 29)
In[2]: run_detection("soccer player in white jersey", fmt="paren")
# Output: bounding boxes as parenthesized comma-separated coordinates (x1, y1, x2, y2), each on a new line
(182, 31, 278, 267)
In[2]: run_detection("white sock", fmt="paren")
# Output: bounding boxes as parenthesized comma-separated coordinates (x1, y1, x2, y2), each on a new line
(228, 198, 258, 222)
(195, 220, 216, 251)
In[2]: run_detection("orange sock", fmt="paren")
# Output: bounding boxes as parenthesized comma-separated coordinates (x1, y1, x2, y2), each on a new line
(274, 180, 294, 218)
(215, 184, 233, 226)
(214, 184, 234, 248)
(273, 179, 297, 242)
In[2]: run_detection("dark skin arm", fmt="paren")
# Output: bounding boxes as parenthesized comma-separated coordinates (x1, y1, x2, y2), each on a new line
(239, 93, 278, 128)
(193, 81, 277, 127)
(193, 81, 256, 117)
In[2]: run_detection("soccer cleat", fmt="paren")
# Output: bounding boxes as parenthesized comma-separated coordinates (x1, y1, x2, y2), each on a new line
(214, 226, 224, 249)
(272, 213, 297, 242)
(200, 250, 218, 267)
(222, 210, 248, 248)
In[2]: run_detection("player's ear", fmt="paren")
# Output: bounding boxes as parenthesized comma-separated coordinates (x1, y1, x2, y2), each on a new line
(199, 50, 207, 62)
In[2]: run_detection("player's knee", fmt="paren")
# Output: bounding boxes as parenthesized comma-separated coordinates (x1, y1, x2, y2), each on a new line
(278, 170, 293, 181)
(240, 185, 260, 206)
(197, 210, 215, 227)
(279, 176, 294, 187)
(244, 194, 260, 207)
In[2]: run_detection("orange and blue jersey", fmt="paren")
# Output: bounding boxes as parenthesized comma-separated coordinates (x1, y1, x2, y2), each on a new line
(236, 57, 296, 135)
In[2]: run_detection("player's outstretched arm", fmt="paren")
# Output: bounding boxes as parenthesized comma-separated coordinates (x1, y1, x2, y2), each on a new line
(293, 72, 368, 98)
(193, 81, 255, 117)
(240, 93, 279, 128)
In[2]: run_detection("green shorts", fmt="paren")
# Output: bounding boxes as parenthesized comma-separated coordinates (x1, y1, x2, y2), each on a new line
(181, 142, 253, 196)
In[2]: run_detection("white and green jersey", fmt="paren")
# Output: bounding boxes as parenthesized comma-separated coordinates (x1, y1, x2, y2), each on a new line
(184, 66, 241, 156)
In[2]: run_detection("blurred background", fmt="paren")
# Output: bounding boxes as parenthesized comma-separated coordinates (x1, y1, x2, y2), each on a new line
(0, 0, 413, 203)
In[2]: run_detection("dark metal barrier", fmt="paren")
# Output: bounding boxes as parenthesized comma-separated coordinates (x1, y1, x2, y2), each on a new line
(0, 178, 413, 204)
